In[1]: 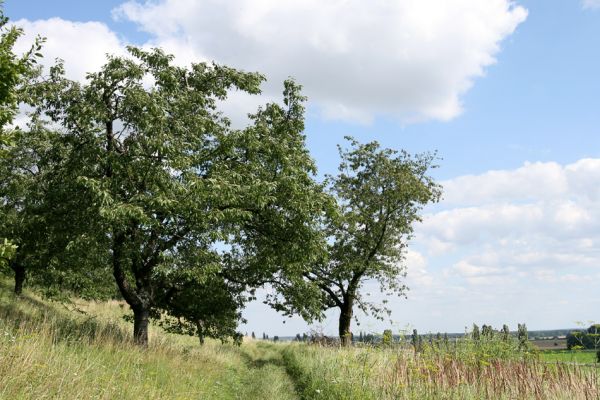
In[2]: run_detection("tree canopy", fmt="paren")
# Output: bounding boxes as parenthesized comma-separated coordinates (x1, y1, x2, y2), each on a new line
(0, 5, 42, 271)
(0, 6, 442, 347)
(30, 46, 328, 344)
(268, 137, 441, 345)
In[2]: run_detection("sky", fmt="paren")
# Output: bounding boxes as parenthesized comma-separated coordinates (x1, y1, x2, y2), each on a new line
(6, 0, 600, 336)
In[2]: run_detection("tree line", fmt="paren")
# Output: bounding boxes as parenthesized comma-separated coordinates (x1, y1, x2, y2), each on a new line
(0, 8, 441, 346)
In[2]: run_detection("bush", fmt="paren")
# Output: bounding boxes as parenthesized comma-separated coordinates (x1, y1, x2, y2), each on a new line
(567, 329, 600, 350)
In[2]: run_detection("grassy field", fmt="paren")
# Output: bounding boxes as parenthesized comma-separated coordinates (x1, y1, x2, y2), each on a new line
(282, 341, 600, 399)
(539, 349, 598, 364)
(0, 280, 297, 400)
(2, 280, 600, 399)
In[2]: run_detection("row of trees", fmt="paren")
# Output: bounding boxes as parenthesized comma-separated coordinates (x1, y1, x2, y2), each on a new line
(0, 8, 441, 346)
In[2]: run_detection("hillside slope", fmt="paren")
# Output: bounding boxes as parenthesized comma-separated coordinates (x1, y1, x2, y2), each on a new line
(0, 281, 297, 399)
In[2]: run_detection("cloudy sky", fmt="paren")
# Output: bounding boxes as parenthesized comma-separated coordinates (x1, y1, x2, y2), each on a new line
(7, 0, 600, 336)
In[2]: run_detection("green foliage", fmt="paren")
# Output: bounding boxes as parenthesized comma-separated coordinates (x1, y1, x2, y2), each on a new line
(0, 4, 43, 269)
(567, 327, 600, 350)
(0, 238, 16, 266)
(30, 46, 328, 344)
(381, 329, 393, 346)
(0, 4, 43, 147)
(517, 323, 528, 350)
(411, 328, 423, 352)
(282, 340, 597, 400)
(292, 138, 441, 340)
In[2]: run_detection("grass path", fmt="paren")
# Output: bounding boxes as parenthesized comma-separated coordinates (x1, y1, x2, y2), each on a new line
(238, 342, 299, 400)
(0, 280, 299, 399)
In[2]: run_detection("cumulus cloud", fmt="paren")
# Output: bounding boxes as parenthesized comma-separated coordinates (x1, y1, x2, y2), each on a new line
(419, 158, 600, 286)
(405, 249, 433, 287)
(113, 0, 527, 123)
(13, 18, 127, 82)
(441, 159, 600, 206)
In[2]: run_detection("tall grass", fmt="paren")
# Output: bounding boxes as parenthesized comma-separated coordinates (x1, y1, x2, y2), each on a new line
(283, 337, 600, 399)
(0, 281, 297, 399)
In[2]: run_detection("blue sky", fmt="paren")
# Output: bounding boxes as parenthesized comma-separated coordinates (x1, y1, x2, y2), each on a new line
(7, 0, 600, 336)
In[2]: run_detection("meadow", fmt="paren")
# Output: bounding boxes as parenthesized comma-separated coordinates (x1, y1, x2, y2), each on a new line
(1, 280, 599, 399)
(0, 280, 297, 399)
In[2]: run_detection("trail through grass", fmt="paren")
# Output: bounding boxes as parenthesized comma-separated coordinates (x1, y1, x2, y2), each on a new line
(0, 281, 297, 399)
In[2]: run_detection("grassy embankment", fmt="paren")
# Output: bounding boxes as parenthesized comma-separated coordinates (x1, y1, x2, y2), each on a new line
(0, 280, 296, 399)
(3, 278, 600, 400)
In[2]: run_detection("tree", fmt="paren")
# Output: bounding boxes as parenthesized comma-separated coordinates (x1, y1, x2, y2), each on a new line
(289, 138, 441, 345)
(0, 126, 57, 294)
(33, 47, 327, 345)
(0, 121, 117, 297)
(0, 5, 43, 269)
(382, 329, 393, 346)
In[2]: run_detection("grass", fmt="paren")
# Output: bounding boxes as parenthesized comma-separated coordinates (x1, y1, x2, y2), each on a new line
(540, 349, 598, 364)
(282, 340, 600, 399)
(0, 280, 297, 399)
(3, 278, 600, 399)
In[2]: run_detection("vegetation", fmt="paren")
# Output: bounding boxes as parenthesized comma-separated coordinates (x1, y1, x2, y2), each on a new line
(282, 335, 600, 399)
(0, 5, 597, 399)
(0, 279, 298, 399)
(567, 325, 600, 350)
(0, 5, 42, 274)
(25, 47, 331, 346)
(269, 138, 441, 345)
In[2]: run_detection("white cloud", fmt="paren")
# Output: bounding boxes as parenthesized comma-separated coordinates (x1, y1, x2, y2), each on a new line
(419, 157, 600, 287)
(13, 18, 127, 82)
(405, 249, 433, 286)
(441, 158, 600, 206)
(114, 0, 527, 123)
(582, 0, 600, 10)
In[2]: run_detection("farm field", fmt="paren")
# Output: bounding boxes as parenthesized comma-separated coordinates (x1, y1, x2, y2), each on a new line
(539, 350, 598, 364)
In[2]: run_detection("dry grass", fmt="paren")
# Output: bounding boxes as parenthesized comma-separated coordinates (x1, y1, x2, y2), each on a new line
(0, 280, 297, 399)
(283, 343, 600, 399)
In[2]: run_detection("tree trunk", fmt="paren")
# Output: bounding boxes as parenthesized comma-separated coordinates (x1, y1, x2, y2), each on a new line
(196, 321, 205, 345)
(338, 300, 353, 346)
(112, 230, 152, 346)
(11, 262, 25, 296)
(133, 307, 150, 346)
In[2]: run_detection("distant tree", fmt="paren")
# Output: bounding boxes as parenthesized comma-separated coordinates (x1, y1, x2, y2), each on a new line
(295, 333, 301, 341)
(481, 324, 493, 339)
(472, 324, 481, 341)
(382, 329, 393, 346)
(32, 47, 328, 345)
(273, 335, 279, 342)
(251, 332, 256, 339)
(297, 138, 440, 346)
(567, 325, 600, 351)
(411, 329, 422, 352)
(501, 324, 510, 341)
(517, 323, 528, 350)
(154, 274, 245, 345)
